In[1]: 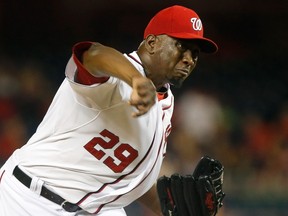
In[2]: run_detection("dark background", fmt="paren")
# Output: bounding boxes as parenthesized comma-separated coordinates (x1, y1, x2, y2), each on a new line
(0, 1, 288, 215)
(0, 0, 287, 117)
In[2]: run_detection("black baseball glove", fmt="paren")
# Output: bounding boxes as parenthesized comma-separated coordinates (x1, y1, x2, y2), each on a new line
(157, 156, 225, 216)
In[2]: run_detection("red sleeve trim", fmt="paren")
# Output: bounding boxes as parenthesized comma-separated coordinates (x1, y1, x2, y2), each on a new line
(72, 41, 109, 85)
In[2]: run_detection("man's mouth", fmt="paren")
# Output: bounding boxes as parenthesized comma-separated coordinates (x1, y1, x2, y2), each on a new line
(176, 69, 189, 77)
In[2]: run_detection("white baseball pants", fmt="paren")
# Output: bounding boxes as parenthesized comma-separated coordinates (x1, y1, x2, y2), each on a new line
(0, 157, 126, 216)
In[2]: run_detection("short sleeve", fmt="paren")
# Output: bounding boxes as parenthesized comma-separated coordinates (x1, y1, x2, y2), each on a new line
(72, 41, 109, 85)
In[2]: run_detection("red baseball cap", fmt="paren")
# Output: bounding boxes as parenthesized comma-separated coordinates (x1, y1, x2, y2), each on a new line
(144, 5, 218, 53)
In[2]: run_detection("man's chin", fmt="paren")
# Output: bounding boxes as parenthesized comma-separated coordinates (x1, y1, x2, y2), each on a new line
(170, 79, 183, 88)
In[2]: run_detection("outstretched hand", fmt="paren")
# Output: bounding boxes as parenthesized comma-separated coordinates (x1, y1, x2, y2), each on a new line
(129, 76, 156, 117)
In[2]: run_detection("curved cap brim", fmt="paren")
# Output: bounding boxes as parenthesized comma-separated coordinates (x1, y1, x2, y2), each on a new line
(167, 33, 218, 54)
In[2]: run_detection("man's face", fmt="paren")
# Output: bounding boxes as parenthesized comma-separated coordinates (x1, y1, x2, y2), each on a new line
(151, 35, 200, 88)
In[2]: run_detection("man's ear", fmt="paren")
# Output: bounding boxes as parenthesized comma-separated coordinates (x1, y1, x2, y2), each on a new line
(144, 34, 157, 54)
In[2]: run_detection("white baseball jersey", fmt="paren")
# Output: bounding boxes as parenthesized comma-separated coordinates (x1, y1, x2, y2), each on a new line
(12, 42, 174, 214)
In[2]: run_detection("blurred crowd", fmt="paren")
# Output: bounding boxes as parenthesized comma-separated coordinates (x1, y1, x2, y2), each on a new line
(0, 59, 55, 165)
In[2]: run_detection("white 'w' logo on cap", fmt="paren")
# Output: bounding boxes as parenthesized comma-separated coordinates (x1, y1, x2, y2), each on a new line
(190, 18, 202, 31)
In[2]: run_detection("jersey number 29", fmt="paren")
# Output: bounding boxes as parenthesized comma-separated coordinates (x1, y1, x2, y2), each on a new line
(84, 129, 139, 173)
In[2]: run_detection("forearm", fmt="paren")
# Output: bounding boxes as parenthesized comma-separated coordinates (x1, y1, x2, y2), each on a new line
(82, 43, 143, 87)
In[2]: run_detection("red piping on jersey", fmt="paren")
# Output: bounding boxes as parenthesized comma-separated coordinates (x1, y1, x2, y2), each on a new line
(161, 94, 173, 121)
(162, 124, 172, 158)
(162, 96, 173, 111)
(73, 41, 109, 85)
(92, 97, 173, 214)
(127, 54, 142, 68)
(76, 131, 157, 207)
(0, 170, 5, 183)
(94, 129, 166, 214)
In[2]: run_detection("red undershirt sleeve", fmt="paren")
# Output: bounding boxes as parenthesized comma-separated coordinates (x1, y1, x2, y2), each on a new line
(72, 41, 109, 85)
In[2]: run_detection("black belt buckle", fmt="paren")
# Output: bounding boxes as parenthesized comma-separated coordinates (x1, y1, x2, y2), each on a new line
(62, 201, 81, 212)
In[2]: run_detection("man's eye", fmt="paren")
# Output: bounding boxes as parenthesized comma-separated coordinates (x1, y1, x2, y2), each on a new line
(176, 42, 186, 51)
(192, 50, 200, 60)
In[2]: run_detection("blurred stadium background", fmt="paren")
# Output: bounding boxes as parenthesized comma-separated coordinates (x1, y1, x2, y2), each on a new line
(0, 0, 287, 215)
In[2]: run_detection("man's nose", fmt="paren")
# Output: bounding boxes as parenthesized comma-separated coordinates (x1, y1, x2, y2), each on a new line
(182, 50, 194, 66)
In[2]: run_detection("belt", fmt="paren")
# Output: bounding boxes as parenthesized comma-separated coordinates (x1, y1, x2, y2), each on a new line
(13, 166, 81, 212)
